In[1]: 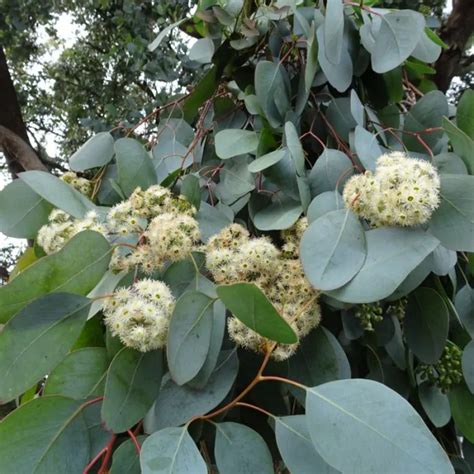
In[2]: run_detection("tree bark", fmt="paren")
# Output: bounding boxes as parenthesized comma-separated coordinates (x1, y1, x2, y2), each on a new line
(0, 126, 48, 173)
(434, 0, 474, 92)
(0, 46, 47, 176)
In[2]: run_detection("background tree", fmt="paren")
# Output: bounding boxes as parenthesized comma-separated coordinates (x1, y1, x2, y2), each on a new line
(0, 0, 193, 175)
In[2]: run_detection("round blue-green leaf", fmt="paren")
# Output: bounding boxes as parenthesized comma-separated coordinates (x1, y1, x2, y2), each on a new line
(434, 153, 468, 175)
(215, 129, 258, 159)
(450, 384, 474, 443)
(385, 317, 407, 370)
(354, 126, 383, 172)
(253, 196, 302, 231)
(140, 426, 207, 474)
(214, 422, 273, 474)
(254, 61, 291, 128)
(19, 170, 96, 218)
(167, 291, 214, 386)
(44, 347, 108, 399)
(412, 31, 442, 63)
(327, 228, 439, 303)
(289, 326, 350, 390)
(404, 91, 448, 153)
(455, 285, 474, 338)
(0, 293, 90, 403)
(325, 98, 357, 142)
(115, 138, 157, 196)
(216, 156, 255, 204)
(144, 350, 238, 432)
(0, 396, 90, 474)
(418, 383, 451, 428)
(301, 209, 366, 291)
(463, 341, 474, 394)
(457, 89, 474, 140)
(69, 132, 114, 172)
(430, 244, 457, 276)
(316, 25, 352, 93)
(83, 401, 111, 459)
(162, 254, 206, 298)
(188, 37, 214, 64)
(404, 288, 449, 364)
(248, 148, 286, 173)
(187, 300, 226, 389)
(111, 435, 147, 474)
(307, 379, 454, 474)
(388, 256, 433, 301)
(307, 191, 344, 223)
(429, 175, 474, 252)
(350, 90, 365, 127)
(309, 149, 354, 196)
(216, 283, 297, 343)
(275, 416, 339, 474)
(285, 122, 305, 176)
(324, 0, 344, 64)
(195, 201, 232, 242)
(371, 11, 425, 73)
(102, 347, 163, 433)
(0, 230, 112, 323)
(0, 179, 53, 238)
(442, 117, 474, 175)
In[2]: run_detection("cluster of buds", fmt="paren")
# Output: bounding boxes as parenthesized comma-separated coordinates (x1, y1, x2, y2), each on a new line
(206, 220, 321, 361)
(386, 298, 408, 322)
(343, 152, 440, 227)
(103, 279, 175, 352)
(61, 171, 93, 197)
(417, 343, 463, 393)
(354, 302, 384, 332)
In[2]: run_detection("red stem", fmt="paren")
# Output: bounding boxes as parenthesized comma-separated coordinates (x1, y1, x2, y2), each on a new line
(98, 435, 117, 474)
(128, 429, 142, 455)
(83, 449, 107, 474)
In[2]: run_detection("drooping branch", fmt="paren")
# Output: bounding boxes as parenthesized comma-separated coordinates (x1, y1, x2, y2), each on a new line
(0, 46, 48, 176)
(0, 125, 48, 173)
(434, 0, 474, 92)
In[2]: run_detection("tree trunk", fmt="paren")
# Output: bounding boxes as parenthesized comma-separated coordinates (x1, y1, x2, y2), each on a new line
(0, 46, 47, 176)
(434, 0, 474, 92)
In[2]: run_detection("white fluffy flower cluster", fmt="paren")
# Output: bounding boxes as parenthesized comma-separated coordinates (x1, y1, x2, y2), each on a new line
(107, 186, 199, 273)
(37, 209, 106, 254)
(343, 152, 440, 227)
(61, 172, 93, 197)
(37, 182, 200, 274)
(103, 279, 175, 352)
(206, 221, 320, 360)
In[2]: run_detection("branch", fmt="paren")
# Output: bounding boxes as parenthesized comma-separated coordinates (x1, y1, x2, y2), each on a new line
(0, 126, 48, 172)
(0, 46, 49, 176)
(135, 80, 156, 100)
(434, 0, 474, 92)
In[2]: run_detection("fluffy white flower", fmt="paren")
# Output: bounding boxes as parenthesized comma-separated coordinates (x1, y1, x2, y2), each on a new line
(145, 213, 200, 269)
(206, 224, 321, 360)
(37, 210, 104, 254)
(281, 217, 308, 258)
(103, 279, 175, 352)
(343, 152, 440, 227)
(61, 171, 93, 197)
